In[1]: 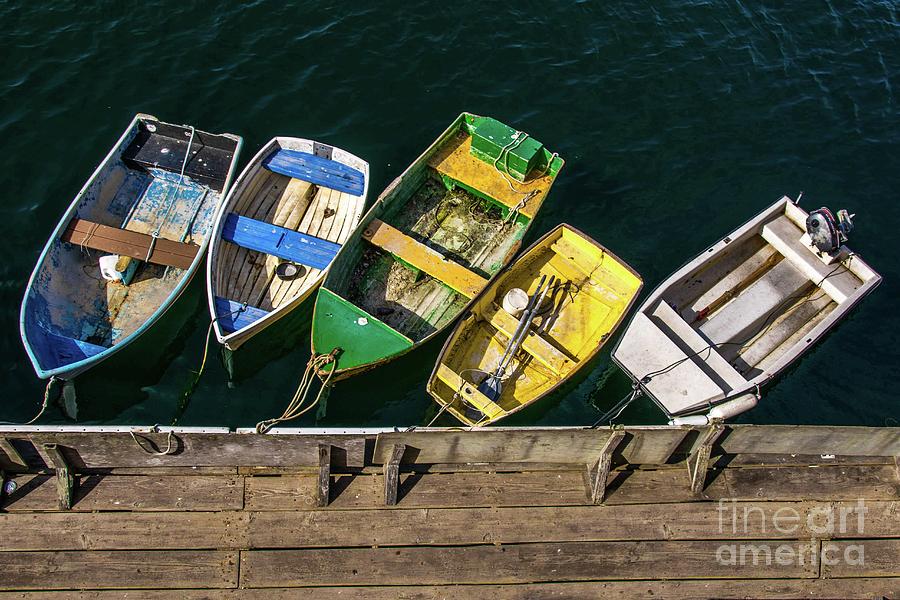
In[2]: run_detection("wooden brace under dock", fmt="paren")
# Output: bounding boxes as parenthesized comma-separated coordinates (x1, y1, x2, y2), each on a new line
(0, 424, 898, 598)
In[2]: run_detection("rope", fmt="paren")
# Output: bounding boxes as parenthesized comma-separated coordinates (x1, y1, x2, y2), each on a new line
(591, 383, 641, 428)
(255, 349, 340, 433)
(0, 377, 57, 425)
(144, 126, 196, 263)
(489, 132, 558, 225)
(180, 304, 248, 409)
(129, 427, 176, 455)
(78, 222, 101, 258)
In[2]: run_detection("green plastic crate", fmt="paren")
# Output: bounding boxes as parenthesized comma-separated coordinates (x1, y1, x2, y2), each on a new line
(470, 118, 544, 182)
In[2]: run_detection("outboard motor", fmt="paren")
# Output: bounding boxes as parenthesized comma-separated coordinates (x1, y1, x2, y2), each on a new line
(806, 207, 853, 255)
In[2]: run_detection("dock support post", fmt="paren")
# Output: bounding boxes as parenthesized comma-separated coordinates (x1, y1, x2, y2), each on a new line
(894, 455, 899, 483)
(686, 423, 724, 496)
(41, 444, 74, 510)
(383, 443, 406, 506)
(315, 444, 331, 508)
(585, 430, 625, 504)
(0, 437, 27, 470)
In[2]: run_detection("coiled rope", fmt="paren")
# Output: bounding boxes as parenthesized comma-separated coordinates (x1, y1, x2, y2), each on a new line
(489, 130, 558, 224)
(255, 349, 340, 433)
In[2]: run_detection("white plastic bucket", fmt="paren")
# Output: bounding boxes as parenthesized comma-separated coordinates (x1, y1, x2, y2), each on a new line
(502, 288, 529, 317)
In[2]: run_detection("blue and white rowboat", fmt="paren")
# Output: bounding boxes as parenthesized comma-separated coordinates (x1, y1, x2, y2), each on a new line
(206, 137, 369, 351)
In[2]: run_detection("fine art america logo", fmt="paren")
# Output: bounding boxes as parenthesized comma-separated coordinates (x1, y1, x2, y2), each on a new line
(715, 499, 867, 567)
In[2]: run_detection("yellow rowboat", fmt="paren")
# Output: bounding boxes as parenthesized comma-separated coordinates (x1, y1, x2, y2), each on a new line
(427, 224, 643, 426)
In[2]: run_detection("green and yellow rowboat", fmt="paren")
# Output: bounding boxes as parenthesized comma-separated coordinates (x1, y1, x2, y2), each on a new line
(310, 113, 564, 381)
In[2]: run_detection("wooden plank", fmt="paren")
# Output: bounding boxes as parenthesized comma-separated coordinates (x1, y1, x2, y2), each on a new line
(718, 425, 900, 457)
(246, 500, 900, 548)
(243, 463, 900, 511)
(2, 579, 899, 599)
(0, 433, 367, 469)
(0, 512, 250, 551)
(762, 214, 859, 303)
(687, 423, 725, 495)
(62, 218, 198, 270)
(240, 540, 818, 586)
(372, 429, 684, 465)
(723, 465, 900, 501)
(383, 443, 405, 506)
(244, 468, 727, 511)
(361, 218, 488, 298)
(0, 437, 27, 469)
(434, 363, 506, 420)
(1, 474, 243, 512)
(2, 500, 891, 552)
(0, 551, 238, 590)
(725, 453, 896, 467)
(822, 539, 900, 577)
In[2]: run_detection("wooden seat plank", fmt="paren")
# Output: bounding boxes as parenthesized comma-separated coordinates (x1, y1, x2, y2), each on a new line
(428, 134, 553, 220)
(62, 218, 198, 270)
(761, 214, 861, 303)
(482, 303, 573, 375)
(434, 363, 506, 419)
(264, 149, 365, 197)
(221, 213, 341, 271)
(362, 218, 488, 298)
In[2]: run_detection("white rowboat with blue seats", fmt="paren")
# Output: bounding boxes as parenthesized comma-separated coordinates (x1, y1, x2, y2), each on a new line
(20, 113, 243, 380)
(206, 137, 369, 350)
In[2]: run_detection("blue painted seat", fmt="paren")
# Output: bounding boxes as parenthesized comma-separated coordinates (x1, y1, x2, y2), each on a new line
(263, 149, 365, 197)
(214, 297, 270, 334)
(221, 213, 341, 271)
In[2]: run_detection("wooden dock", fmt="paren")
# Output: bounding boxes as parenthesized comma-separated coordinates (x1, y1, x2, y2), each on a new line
(0, 424, 898, 598)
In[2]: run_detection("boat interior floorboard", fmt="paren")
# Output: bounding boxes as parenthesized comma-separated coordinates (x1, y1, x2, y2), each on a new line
(219, 167, 362, 313)
(347, 173, 523, 342)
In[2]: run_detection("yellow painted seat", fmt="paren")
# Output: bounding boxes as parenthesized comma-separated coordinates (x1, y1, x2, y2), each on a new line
(482, 303, 573, 375)
(362, 218, 488, 298)
(434, 363, 506, 420)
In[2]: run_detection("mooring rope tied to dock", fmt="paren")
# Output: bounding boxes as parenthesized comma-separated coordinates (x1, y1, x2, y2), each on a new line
(129, 427, 177, 455)
(255, 350, 339, 433)
(0, 376, 56, 426)
(591, 382, 642, 427)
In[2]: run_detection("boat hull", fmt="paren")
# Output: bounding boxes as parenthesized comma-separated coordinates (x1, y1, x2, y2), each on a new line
(612, 196, 882, 418)
(20, 114, 242, 380)
(206, 137, 369, 351)
(311, 113, 565, 381)
(427, 224, 643, 426)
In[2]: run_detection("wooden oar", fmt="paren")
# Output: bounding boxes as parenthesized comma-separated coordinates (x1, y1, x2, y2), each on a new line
(478, 275, 556, 401)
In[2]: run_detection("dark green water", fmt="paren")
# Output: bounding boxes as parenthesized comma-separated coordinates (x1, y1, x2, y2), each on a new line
(2, 2, 897, 428)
